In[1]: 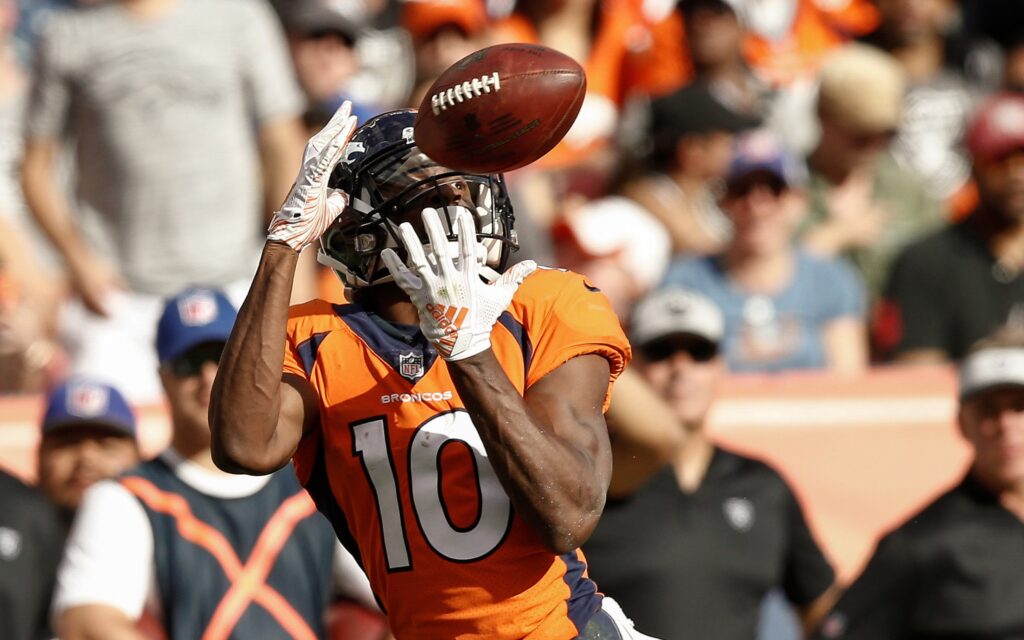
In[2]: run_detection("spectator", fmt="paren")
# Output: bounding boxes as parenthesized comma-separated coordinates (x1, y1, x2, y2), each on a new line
(54, 287, 379, 639)
(861, 0, 1003, 215)
(878, 93, 1024, 363)
(814, 324, 1024, 638)
(621, 82, 755, 256)
(678, 0, 770, 122)
(801, 43, 943, 302)
(662, 129, 867, 373)
(1, 377, 137, 640)
(402, 0, 489, 107)
(672, 0, 829, 150)
(37, 378, 140, 526)
(278, 0, 411, 128)
(20, 0, 309, 402)
(0, 0, 63, 392)
(552, 195, 671, 321)
(0, 468, 65, 640)
(1004, 32, 1024, 94)
(282, 3, 365, 123)
(585, 287, 838, 639)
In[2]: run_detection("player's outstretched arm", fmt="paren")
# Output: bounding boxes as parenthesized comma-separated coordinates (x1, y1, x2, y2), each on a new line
(209, 102, 357, 475)
(209, 242, 317, 474)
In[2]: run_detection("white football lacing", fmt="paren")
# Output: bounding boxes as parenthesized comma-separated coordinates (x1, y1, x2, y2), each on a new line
(430, 72, 502, 115)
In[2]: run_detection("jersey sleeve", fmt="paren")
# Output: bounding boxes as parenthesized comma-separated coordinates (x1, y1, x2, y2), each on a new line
(812, 530, 918, 639)
(52, 480, 154, 620)
(24, 14, 74, 140)
(283, 299, 337, 380)
(518, 269, 631, 409)
(780, 480, 835, 606)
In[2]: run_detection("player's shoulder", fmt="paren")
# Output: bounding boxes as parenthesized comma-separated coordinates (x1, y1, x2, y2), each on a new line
(285, 299, 353, 343)
(287, 298, 340, 320)
(512, 266, 598, 306)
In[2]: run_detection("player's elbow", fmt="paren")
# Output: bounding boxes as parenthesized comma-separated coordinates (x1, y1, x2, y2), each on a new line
(209, 420, 282, 476)
(210, 436, 282, 476)
(540, 499, 606, 554)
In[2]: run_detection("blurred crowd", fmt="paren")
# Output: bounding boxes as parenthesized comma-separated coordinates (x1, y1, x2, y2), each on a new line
(2, 0, 1024, 396)
(1, 0, 1023, 639)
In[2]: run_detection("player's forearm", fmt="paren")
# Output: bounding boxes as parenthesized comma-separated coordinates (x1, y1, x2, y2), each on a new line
(209, 241, 298, 473)
(448, 351, 608, 553)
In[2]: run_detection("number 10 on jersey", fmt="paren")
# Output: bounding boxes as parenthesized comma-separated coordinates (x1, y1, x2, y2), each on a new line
(351, 410, 514, 570)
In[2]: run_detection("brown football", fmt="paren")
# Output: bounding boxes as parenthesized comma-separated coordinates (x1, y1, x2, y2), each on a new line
(413, 43, 587, 174)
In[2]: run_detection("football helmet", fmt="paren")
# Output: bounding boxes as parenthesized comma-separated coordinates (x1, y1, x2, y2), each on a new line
(317, 110, 518, 289)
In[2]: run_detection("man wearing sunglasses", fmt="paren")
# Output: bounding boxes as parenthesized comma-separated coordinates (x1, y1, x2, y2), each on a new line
(53, 287, 379, 640)
(584, 287, 837, 640)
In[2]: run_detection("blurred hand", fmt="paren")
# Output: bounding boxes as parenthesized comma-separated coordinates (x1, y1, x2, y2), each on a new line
(66, 251, 126, 317)
(267, 101, 358, 252)
(825, 174, 890, 249)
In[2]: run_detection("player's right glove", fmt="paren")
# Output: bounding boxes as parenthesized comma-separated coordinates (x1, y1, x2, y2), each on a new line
(267, 101, 358, 252)
(381, 207, 536, 361)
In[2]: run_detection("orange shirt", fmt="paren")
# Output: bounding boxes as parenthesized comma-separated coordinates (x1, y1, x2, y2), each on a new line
(285, 268, 630, 639)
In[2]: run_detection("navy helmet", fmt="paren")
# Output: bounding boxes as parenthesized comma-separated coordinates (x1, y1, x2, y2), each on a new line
(317, 109, 518, 288)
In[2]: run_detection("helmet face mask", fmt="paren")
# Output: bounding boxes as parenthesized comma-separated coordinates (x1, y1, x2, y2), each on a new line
(317, 110, 518, 290)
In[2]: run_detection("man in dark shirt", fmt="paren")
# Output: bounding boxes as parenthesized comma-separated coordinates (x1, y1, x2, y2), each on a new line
(0, 468, 65, 640)
(584, 288, 837, 639)
(878, 93, 1024, 362)
(815, 325, 1024, 638)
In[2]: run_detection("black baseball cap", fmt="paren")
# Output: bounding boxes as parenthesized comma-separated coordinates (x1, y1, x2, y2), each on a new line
(649, 84, 758, 161)
(278, 0, 361, 43)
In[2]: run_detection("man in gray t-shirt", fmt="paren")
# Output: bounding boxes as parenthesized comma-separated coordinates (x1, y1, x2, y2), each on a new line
(21, 0, 307, 401)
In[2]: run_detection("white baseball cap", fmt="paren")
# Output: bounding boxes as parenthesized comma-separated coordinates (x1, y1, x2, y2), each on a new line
(959, 347, 1024, 400)
(630, 288, 725, 349)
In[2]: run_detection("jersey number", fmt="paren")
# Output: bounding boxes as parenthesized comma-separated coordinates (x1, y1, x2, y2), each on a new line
(351, 411, 513, 570)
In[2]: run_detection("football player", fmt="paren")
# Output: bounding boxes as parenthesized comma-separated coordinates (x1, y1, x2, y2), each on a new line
(210, 102, 660, 639)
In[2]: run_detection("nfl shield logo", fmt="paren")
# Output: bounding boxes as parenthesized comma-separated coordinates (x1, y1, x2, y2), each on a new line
(399, 352, 424, 381)
(178, 293, 218, 327)
(68, 383, 110, 419)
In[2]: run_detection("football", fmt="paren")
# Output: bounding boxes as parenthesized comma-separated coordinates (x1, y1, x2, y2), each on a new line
(414, 43, 587, 174)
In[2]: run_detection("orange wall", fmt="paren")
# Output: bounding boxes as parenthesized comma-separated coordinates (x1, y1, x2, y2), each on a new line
(0, 364, 969, 584)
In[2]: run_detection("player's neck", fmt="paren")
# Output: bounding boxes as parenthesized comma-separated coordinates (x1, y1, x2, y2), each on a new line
(357, 283, 421, 326)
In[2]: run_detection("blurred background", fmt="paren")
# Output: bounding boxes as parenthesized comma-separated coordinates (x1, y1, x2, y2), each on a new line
(1, 0, 1023, 638)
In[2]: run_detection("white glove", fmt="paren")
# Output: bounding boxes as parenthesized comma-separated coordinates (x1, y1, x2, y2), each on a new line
(381, 207, 537, 361)
(267, 101, 358, 252)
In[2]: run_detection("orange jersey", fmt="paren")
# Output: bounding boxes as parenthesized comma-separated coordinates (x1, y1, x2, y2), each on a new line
(285, 268, 630, 639)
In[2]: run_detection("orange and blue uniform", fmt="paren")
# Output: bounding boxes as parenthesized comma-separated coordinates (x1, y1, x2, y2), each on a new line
(285, 268, 630, 639)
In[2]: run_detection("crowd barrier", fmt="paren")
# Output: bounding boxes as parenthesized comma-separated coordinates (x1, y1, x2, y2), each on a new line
(0, 364, 969, 584)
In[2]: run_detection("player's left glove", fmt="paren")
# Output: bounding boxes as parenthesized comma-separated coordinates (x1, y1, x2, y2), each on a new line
(381, 207, 536, 361)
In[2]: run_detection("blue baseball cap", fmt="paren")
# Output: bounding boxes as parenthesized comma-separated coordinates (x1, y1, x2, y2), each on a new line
(42, 378, 137, 438)
(727, 129, 807, 189)
(156, 287, 237, 363)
